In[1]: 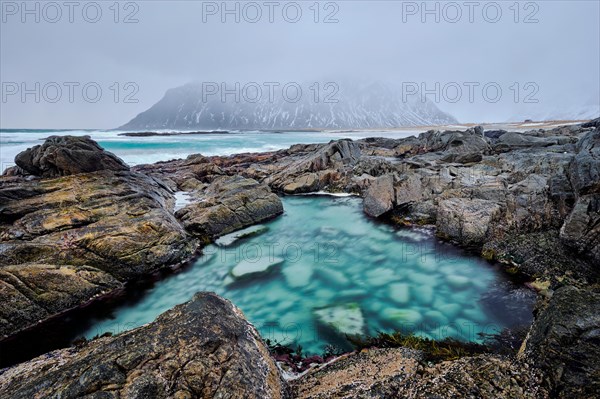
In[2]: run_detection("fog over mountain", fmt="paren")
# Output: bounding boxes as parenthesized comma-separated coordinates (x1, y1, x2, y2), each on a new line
(1, 2, 598, 128)
(119, 81, 457, 130)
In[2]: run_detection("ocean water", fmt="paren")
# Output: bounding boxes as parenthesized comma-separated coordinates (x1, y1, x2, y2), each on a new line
(0, 128, 418, 170)
(80, 196, 535, 355)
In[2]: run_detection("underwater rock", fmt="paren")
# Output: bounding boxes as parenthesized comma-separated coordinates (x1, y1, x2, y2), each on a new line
(230, 257, 284, 280)
(314, 303, 365, 336)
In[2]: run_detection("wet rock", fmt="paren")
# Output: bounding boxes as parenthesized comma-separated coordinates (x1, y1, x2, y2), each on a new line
(230, 257, 284, 280)
(215, 224, 268, 246)
(523, 286, 600, 397)
(0, 264, 121, 339)
(0, 171, 194, 278)
(0, 169, 195, 338)
(388, 282, 410, 304)
(15, 135, 129, 177)
(314, 303, 365, 336)
(0, 293, 289, 399)
(175, 175, 283, 238)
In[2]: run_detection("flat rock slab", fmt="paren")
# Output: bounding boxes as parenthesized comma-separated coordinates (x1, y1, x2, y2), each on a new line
(0, 292, 289, 399)
(314, 303, 365, 336)
(176, 175, 283, 239)
(215, 224, 268, 247)
(231, 257, 284, 280)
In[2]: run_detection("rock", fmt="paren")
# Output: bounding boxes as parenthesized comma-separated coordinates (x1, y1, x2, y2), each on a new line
(523, 286, 600, 397)
(282, 173, 319, 194)
(581, 117, 600, 128)
(15, 135, 129, 177)
(0, 170, 195, 338)
(291, 348, 423, 398)
(494, 132, 561, 152)
(436, 198, 502, 246)
(0, 293, 289, 398)
(439, 303, 462, 319)
(388, 283, 411, 304)
(446, 275, 470, 289)
(560, 129, 600, 263)
(282, 262, 314, 288)
(314, 303, 365, 336)
(381, 308, 423, 326)
(215, 224, 268, 246)
(230, 257, 284, 280)
(560, 194, 600, 262)
(418, 129, 490, 154)
(0, 264, 121, 339)
(363, 174, 395, 217)
(568, 129, 600, 195)
(394, 172, 424, 207)
(175, 175, 283, 239)
(413, 284, 435, 305)
(294, 351, 547, 398)
(440, 152, 483, 164)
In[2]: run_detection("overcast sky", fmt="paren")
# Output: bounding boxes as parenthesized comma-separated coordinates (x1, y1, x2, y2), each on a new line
(1, 0, 599, 128)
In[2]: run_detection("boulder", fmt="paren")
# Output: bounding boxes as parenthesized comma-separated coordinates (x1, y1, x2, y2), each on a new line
(523, 286, 600, 397)
(0, 293, 289, 399)
(15, 135, 129, 177)
(363, 174, 395, 217)
(436, 198, 502, 246)
(176, 175, 283, 238)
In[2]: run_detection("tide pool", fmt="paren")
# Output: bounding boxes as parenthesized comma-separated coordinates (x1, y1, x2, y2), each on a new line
(79, 196, 535, 355)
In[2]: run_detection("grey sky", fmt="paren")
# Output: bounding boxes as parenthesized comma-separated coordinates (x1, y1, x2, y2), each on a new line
(1, 0, 599, 128)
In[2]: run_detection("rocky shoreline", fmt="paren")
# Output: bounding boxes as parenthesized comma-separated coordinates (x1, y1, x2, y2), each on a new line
(1, 119, 599, 398)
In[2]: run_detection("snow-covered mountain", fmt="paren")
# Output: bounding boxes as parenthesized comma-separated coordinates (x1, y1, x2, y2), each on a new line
(118, 81, 458, 130)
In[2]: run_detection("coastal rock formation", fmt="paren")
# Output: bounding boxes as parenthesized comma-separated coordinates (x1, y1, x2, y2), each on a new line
(363, 174, 395, 217)
(2, 121, 599, 397)
(436, 198, 502, 246)
(0, 136, 288, 342)
(0, 264, 121, 338)
(523, 286, 600, 397)
(175, 175, 283, 238)
(0, 292, 289, 399)
(560, 129, 600, 262)
(0, 169, 195, 338)
(292, 349, 547, 398)
(14, 135, 129, 177)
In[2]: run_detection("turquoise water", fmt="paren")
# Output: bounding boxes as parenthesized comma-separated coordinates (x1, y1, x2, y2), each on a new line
(0, 129, 418, 169)
(80, 196, 534, 354)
